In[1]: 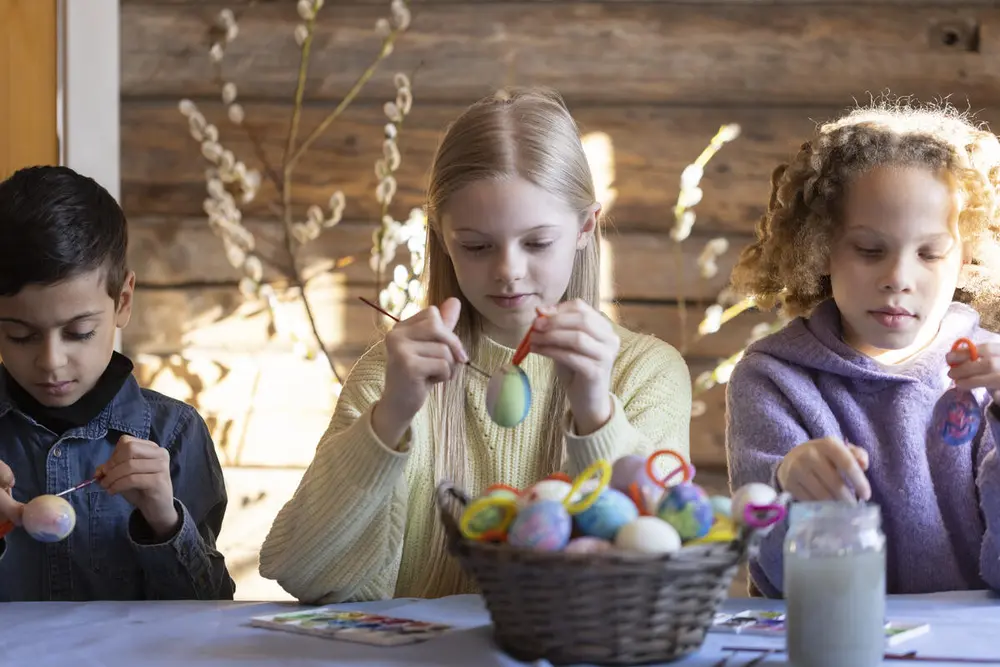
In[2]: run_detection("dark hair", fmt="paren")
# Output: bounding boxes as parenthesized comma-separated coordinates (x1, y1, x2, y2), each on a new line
(0, 165, 128, 301)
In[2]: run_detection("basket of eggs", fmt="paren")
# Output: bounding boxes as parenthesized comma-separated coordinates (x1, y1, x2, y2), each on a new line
(435, 448, 788, 666)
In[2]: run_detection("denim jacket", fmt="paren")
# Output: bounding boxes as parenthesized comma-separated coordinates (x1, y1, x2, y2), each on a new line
(0, 369, 236, 601)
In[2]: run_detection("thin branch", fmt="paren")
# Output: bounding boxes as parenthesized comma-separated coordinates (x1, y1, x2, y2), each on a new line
(286, 33, 401, 172)
(277, 11, 343, 384)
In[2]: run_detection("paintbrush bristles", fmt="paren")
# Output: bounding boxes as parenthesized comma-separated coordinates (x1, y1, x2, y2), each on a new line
(358, 297, 491, 379)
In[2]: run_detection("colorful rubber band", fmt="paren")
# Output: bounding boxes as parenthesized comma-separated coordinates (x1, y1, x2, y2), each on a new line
(645, 448, 694, 489)
(948, 337, 979, 368)
(743, 502, 787, 529)
(459, 495, 518, 541)
(564, 459, 611, 514)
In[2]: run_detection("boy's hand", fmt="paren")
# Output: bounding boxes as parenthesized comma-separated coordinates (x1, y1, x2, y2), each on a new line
(947, 343, 1000, 402)
(776, 436, 871, 503)
(0, 461, 24, 527)
(96, 436, 179, 539)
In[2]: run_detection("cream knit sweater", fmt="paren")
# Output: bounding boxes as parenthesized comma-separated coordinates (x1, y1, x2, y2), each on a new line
(258, 323, 691, 603)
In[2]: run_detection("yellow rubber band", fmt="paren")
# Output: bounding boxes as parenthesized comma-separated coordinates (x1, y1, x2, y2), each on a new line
(459, 495, 518, 540)
(564, 459, 612, 514)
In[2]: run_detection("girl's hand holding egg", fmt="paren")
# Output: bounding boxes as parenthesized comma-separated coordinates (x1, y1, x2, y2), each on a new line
(528, 300, 620, 435)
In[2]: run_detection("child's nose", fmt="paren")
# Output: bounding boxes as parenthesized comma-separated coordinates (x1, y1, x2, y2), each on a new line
(880, 257, 915, 292)
(37, 339, 68, 372)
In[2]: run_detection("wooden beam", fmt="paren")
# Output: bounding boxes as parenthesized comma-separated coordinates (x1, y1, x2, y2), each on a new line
(127, 217, 751, 302)
(119, 100, 956, 235)
(0, 0, 58, 178)
(120, 3, 1000, 105)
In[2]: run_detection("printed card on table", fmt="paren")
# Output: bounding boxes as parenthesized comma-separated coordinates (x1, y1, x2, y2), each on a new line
(250, 608, 454, 646)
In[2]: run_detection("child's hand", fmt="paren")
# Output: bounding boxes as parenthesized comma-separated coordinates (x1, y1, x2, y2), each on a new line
(374, 297, 468, 446)
(776, 437, 872, 502)
(0, 461, 23, 527)
(96, 436, 179, 539)
(529, 299, 620, 435)
(947, 343, 1000, 402)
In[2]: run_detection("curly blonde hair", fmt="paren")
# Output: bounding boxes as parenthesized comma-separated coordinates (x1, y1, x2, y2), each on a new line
(730, 98, 1000, 330)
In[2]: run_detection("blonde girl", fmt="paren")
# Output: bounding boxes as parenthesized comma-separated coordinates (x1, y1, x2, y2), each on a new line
(259, 88, 692, 603)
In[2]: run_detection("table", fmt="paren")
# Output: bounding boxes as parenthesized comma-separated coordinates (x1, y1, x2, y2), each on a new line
(3, 590, 999, 666)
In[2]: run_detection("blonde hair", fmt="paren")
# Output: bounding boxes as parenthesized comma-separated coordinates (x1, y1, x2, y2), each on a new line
(419, 87, 601, 596)
(730, 98, 1000, 329)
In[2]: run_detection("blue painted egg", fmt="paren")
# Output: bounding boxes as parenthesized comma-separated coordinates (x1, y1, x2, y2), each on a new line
(574, 488, 639, 540)
(656, 482, 714, 541)
(486, 364, 532, 428)
(507, 500, 571, 551)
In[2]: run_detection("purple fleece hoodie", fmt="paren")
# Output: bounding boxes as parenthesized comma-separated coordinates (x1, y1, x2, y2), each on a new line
(726, 298, 1000, 597)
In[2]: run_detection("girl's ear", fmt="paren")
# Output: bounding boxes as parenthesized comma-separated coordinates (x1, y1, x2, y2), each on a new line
(577, 203, 600, 250)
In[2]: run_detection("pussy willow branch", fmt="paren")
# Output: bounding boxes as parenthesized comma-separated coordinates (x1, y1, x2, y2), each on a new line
(279, 10, 344, 384)
(286, 32, 403, 172)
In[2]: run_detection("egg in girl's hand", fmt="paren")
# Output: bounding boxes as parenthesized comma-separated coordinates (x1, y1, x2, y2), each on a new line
(574, 488, 639, 541)
(507, 500, 572, 551)
(22, 495, 76, 543)
(731, 483, 778, 525)
(486, 364, 532, 427)
(614, 516, 681, 554)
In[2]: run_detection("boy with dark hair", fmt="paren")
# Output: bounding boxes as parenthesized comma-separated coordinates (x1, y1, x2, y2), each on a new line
(0, 165, 235, 600)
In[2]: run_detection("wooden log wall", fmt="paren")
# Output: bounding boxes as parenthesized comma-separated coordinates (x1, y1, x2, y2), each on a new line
(119, 0, 1000, 472)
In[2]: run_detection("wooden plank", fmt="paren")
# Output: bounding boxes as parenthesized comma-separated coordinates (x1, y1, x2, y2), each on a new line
(0, 0, 57, 178)
(127, 217, 750, 301)
(119, 101, 879, 235)
(690, 360, 729, 469)
(121, 0, 1000, 5)
(124, 281, 773, 360)
(121, 3, 1000, 105)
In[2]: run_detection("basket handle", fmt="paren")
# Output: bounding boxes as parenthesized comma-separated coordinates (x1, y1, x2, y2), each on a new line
(435, 482, 470, 554)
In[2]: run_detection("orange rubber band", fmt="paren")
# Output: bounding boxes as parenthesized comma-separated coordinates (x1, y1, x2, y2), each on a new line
(949, 338, 979, 368)
(546, 472, 572, 483)
(645, 449, 693, 489)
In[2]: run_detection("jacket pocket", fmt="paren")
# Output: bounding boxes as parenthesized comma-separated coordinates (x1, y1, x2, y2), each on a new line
(88, 491, 142, 593)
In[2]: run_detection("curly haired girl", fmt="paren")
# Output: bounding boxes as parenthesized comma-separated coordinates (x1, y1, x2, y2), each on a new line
(725, 99, 1000, 597)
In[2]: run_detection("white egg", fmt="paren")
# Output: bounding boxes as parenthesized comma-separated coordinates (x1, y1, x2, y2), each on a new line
(731, 482, 778, 525)
(518, 479, 572, 509)
(614, 516, 681, 554)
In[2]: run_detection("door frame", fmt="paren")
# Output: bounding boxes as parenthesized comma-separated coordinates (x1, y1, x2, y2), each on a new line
(59, 0, 119, 200)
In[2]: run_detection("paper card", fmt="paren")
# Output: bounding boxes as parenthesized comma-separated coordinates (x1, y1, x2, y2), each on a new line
(250, 608, 454, 647)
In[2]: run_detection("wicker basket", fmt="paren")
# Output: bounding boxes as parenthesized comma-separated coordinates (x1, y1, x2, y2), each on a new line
(436, 481, 764, 666)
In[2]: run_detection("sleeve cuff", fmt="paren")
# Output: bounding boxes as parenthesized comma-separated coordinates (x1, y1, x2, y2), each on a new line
(129, 499, 196, 553)
(563, 394, 630, 477)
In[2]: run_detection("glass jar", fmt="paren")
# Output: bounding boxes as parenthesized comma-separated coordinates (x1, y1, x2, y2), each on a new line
(783, 502, 886, 667)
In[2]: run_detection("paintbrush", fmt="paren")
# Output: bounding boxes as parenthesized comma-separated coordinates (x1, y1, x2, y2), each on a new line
(358, 296, 491, 379)
(0, 476, 101, 539)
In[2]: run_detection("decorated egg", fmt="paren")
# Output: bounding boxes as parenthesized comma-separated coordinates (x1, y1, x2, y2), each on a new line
(564, 536, 614, 554)
(574, 488, 639, 540)
(518, 479, 572, 509)
(709, 495, 733, 519)
(486, 364, 532, 427)
(656, 482, 714, 541)
(614, 516, 681, 554)
(507, 500, 572, 551)
(731, 483, 778, 525)
(609, 454, 659, 496)
(22, 495, 76, 543)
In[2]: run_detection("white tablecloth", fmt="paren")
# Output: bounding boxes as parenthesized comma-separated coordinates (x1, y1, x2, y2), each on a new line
(2, 590, 999, 666)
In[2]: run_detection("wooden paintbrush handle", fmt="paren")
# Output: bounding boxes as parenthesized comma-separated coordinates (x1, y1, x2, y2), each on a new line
(0, 520, 13, 539)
